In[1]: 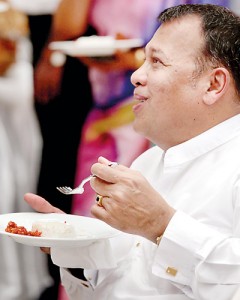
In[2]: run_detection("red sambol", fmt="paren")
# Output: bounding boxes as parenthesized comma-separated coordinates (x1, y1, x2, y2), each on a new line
(5, 221, 42, 237)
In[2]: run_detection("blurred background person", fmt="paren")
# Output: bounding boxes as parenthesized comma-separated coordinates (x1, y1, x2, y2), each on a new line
(11, 0, 95, 299)
(11, 0, 94, 223)
(10, 0, 61, 66)
(71, 0, 162, 217)
(0, 1, 51, 299)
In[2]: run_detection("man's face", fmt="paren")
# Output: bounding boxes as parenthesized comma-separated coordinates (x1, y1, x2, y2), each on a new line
(131, 15, 210, 149)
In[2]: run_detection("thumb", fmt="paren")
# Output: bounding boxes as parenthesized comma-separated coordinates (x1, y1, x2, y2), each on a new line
(24, 193, 65, 214)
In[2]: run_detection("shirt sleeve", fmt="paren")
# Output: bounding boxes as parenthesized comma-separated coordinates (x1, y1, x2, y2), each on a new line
(153, 210, 240, 299)
(51, 233, 135, 269)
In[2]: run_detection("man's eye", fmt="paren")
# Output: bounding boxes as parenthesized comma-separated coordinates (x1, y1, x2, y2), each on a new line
(152, 57, 163, 64)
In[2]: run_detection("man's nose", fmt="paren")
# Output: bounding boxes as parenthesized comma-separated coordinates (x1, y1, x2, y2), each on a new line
(130, 66, 146, 87)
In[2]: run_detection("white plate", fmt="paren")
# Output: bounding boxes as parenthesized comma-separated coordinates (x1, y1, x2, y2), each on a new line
(0, 212, 120, 247)
(49, 35, 143, 57)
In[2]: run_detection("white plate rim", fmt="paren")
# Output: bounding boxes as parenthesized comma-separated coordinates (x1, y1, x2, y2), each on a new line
(0, 212, 120, 247)
(49, 36, 143, 57)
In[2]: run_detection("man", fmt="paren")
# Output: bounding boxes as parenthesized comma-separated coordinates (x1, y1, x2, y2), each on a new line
(25, 4, 240, 299)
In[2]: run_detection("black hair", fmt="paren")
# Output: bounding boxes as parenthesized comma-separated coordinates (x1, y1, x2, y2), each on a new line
(159, 4, 240, 94)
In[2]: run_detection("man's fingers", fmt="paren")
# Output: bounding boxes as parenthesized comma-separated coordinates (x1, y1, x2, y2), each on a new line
(92, 157, 129, 182)
(24, 193, 64, 214)
(40, 247, 51, 254)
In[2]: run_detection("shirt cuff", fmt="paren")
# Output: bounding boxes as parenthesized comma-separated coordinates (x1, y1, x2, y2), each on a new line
(153, 211, 226, 286)
(51, 233, 135, 270)
(51, 238, 117, 269)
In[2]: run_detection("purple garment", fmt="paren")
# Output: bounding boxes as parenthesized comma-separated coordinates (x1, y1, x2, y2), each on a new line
(87, 0, 167, 108)
(186, 0, 229, 5)
(72, 0, 165, 216)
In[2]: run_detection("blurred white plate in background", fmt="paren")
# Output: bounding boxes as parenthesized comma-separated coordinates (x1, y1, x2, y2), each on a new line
(49, 35, 143, 57)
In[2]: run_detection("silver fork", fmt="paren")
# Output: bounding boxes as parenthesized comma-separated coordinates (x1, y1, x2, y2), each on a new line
(56, 175, 95, 195)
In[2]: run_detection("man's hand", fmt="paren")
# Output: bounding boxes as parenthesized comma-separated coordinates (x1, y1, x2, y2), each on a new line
(24, 193, 65, 254)
(24, 193, 64, 214)
(90, 157, 175, 243)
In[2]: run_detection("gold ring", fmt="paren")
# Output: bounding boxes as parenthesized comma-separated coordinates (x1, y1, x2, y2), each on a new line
(96, 194, 104, 207)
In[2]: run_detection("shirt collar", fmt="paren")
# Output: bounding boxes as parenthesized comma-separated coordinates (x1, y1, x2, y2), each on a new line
(163, 114, 240, 167)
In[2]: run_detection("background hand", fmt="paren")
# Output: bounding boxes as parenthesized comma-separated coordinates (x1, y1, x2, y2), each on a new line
(34, 50, 64, 104)
(78, 33, 144, 72)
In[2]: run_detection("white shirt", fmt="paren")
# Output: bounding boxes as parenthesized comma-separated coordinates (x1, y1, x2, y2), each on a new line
(51, 114, 240, 299)
(0, 37, 51, 300)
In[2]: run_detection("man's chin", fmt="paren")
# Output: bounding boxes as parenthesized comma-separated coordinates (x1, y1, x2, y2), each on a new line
(133, 121, 145, 136)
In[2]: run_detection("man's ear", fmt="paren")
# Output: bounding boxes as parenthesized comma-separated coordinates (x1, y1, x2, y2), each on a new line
(203, 67, 230, 105)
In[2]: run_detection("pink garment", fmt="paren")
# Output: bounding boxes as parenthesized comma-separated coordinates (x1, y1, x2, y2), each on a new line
(89, 0, 163, 38)
(58, 285, 68, 300)
(72, 103, 150, 216)
(72, 0, 162, 217)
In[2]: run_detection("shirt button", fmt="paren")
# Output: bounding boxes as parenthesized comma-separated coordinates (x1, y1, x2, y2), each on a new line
(166, 267, 178, 276)
(136, 242, 141, 247)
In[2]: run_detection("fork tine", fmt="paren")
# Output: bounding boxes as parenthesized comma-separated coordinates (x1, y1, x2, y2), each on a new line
(56, 174, 94, 195)
(56, 187, 71, 194)
(64, 186, 72, 191)
(58, 186, 72, 191)
(62, 187, 71, 192)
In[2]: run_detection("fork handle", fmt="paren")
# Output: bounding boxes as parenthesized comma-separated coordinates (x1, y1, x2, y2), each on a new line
(78, 174, 95, 187)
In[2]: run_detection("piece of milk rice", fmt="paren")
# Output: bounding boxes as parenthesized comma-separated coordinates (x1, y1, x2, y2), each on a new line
(32, 220, 76, 238)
